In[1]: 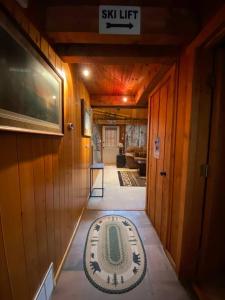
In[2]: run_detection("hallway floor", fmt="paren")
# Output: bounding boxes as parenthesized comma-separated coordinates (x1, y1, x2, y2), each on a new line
(87, 165, 146, 210)
(53, 210, 195, 300)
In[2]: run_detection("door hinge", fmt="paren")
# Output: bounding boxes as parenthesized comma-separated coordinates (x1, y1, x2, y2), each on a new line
(200, 164, 209, 178)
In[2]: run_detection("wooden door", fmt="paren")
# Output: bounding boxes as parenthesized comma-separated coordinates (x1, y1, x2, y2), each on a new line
(102, 126, 119, 164)
(147, 66, 176, 247)
(197, 48, 225, 285)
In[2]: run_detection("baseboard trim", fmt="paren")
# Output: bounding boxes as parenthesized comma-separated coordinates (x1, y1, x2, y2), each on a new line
(192, 283, 210, 300)
(54, 207, 85, 283)
(86, 208, 146, 211)
(164, 249, 176, 270)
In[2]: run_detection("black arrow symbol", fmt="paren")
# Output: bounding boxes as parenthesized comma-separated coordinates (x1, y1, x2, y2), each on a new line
(106, 22, 134, 29)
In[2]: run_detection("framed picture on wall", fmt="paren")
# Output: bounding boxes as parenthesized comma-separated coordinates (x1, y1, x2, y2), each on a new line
(0, 10, 63, 135)
(81, 99, 92, 137)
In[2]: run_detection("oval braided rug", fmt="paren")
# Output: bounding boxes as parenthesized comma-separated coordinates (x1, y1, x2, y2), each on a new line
(83, 215, 147, 294)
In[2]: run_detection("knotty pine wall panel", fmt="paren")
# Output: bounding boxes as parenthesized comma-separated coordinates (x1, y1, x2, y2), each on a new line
(0, 3, 91, 299)
(147, 68, 176, 258)
(0, 216, 13, 300)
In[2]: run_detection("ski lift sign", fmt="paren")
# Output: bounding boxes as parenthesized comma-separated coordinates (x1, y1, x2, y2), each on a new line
(99, 5, 141, 35)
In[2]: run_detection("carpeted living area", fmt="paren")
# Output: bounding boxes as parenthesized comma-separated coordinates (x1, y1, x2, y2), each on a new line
(117, 170, 146, 187)
(87, 165, 146, 210)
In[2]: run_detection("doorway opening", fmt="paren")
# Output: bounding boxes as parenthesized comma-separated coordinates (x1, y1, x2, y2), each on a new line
(89, 107, 148, 211)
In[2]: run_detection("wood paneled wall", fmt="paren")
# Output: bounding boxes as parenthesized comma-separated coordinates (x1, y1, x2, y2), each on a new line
(0, 3, 91, 300)
(146, 4, 225, 282)
(147, 66, 176, 256)
(147, 46, 206, 274)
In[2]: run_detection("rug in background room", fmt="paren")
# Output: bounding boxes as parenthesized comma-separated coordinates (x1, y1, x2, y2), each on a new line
(83, 215, 147, 294)
(117, 171, 146, 187)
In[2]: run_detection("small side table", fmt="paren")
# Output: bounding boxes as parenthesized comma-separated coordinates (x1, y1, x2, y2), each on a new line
(90, 163, 104, 197)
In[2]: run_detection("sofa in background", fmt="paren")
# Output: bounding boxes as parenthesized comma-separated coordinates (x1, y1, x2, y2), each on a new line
(125, 146, 147, 169)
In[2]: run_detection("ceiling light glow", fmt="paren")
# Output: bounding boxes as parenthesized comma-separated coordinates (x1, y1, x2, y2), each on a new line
(83, 69, 90, 77)
(123, 96, 128, 102)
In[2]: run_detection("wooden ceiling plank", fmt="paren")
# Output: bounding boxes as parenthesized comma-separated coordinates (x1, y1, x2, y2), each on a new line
(60, 55, 175, 64)
(55, 44, 179, 64)
(45, 0, 189, 7)
(46, 6, 199, 45)
(56, 44, 179, 57)
(90, 95, 137, 107)
(77, 63, 163, 98)
(47, 31, 193, 45)
(135, 64, 173, 104)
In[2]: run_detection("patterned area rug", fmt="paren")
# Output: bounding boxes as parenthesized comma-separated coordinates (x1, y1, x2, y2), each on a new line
(83, 215, 147, 294)
(117, 171, 146, 187)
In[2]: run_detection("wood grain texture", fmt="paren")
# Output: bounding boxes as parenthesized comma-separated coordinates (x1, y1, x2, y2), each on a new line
(147, 91, 159, 224)
(45, 6, 198, 45)
(0, 68, 91, 300)
(0, 134, 30, 299)
(162, 5, 225, 280)
(77, 63, 160, 98)
(0, 215, 13, 300)
(178, 50, 213, 279)
(147, 67, 176, 252)
(197, 48, 225, 279)
(0, 5, 91, 300)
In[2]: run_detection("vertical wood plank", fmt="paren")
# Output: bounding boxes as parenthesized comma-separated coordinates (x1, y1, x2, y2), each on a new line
(43, 137, 56, 267)
(32, 136, 49, 276)
(0, 134, 29, 299)
(52, 138, 61, 270)
(161, 69, 176, 246)
(152, 91, 160, 224)
(0, 215, 13, 300)
(17, 134, 40, 296)
(155, 84, 167, 235)
(58, 136, 66, 258)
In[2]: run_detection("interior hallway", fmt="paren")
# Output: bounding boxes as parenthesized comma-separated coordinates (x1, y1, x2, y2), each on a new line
(1, 2, 225, 300)
(87, 165, 146, 210)
(53, 210, 195, 300)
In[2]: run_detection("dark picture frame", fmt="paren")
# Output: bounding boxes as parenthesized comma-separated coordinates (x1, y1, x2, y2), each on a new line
(0, 10, 63, 135)
(81, 99, 92, 137)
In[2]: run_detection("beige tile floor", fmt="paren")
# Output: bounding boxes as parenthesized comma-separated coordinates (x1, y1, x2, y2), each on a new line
(52, 210, 196, 300)
(87, 165, 146, 210)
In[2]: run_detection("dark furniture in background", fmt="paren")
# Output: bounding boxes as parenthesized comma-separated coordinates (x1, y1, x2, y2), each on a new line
(135, 159, 147, 176)
(89, 163, 104, 197)
(125, 146, 147, 169)
(116, 154, 126, 168)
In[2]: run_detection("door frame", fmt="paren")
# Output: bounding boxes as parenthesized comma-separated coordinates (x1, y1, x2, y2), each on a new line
(196, 47, 225, 281)
(179, 37, 225, 282)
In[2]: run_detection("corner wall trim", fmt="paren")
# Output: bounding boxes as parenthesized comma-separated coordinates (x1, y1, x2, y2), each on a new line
(54, 207, 85, 283)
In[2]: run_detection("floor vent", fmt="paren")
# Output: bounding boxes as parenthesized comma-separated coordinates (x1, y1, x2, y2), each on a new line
(34, 263, 54, 300)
